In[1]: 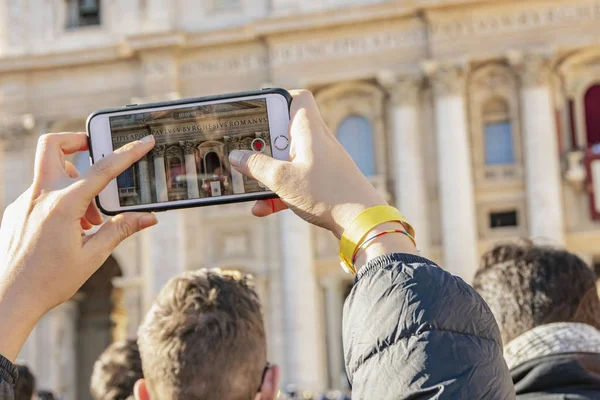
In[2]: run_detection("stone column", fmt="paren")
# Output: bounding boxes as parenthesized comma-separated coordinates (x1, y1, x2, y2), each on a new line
(279, 211, 327, 392)
(137, 155, 152, 204)
(49, 300, 78, 400)
(323, 278, 345, 390)
(425, 62, 479, 281)
(152, 145, 169, 202)
(112, 276, 144, 339)
(510, 52, 565, 245)
(379, 73, 431, 255)
(182, 141, 200, 199)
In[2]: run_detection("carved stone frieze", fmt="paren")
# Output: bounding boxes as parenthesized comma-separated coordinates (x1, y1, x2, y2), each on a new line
(377, 71, 422, 106)
(508, 50, 553, 87)
(470, 67, 515, 92)
(430, 1, 600, 42)
(423, 61, 469, 96)
(180, 141, 198, 155)
(151, 144, 167, 158)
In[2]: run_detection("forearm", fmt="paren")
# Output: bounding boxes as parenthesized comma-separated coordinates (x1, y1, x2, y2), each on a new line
(0, 283, 43, 362)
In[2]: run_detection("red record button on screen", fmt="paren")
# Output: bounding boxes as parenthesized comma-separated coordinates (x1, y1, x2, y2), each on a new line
(251, 138, 266, 152)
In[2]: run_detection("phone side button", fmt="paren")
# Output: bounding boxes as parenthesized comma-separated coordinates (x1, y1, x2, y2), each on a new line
(125, 104, 138, 107)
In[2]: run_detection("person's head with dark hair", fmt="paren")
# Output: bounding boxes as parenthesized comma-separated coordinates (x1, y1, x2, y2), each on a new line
(90, 339, 143, 400)
(134, 269, 279, 400)
(14, 364, 35, 400)
(36, 390, 56, 400)
(473, 240, 600, 345)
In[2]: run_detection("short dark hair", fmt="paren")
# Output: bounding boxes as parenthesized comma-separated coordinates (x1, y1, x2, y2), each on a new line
(14, 364, 35, 400)
(137, 269, 266, 400)
(473, 241, 600, 344)
(90, 339, 143, 400)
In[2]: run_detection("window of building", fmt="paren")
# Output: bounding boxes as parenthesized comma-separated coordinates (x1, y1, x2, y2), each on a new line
(167, 156, 185, 189)
(485, 121, 515, 165)
(483, 98, 515, 166)
(117, 167, 136, 191)
(337, 115, 376, 177)
(585, 84, 600, 146)
(66, 0, 101, 29)
(489, 210, 518, 229)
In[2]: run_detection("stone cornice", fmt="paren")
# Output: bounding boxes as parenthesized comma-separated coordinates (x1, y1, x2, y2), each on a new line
(126, 31, 186, 52)
(0, 44, 131, 73)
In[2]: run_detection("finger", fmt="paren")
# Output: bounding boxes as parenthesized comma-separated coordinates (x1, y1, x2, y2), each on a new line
(80, 217, 91, 230)
(84, 201, 104, 226)
(80, 217, 93, 231)
(72, 135, 155, 203)
(287, 90, 329, 162)
(65, 160, 80, 178)
(34, 133, 89, 182)
(68, 162, 103, 227)
(83, 212, 158, 268)
(252, 198, 288, 217)
(228, 150, 289, 189)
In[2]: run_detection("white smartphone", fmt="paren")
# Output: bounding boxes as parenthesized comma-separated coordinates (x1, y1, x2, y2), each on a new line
(87, 89, 291, 215)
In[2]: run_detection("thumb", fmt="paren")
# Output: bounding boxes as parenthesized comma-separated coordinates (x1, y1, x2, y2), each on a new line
(229, 150, 288, 189)
(83, 212, 158, 267)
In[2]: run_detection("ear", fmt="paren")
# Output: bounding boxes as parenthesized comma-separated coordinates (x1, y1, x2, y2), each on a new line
(134, 379, 151, 400)
(256, 364, 281, 400)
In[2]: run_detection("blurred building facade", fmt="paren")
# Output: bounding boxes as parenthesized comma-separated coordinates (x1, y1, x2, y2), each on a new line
(1, 0, 600, 398)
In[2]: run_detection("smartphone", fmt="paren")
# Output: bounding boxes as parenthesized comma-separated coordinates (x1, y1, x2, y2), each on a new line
(87, 88, 291, 215)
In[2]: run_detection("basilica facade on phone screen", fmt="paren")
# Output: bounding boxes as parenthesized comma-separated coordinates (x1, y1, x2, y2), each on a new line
(109, 100, 272, 206)
(1, 0, 600, 399)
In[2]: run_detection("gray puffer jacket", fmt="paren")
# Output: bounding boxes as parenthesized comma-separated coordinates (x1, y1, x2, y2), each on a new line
(343, 253, 515, 399)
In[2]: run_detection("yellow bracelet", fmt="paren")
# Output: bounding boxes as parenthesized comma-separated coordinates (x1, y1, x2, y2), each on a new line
(339, 205, 416, 274)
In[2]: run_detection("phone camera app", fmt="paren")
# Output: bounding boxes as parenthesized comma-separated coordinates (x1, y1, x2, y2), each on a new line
(110, 99, 273, 206)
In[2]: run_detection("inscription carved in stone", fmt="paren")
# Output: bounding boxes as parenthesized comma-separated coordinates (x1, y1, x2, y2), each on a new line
(430, 1, 600, 41)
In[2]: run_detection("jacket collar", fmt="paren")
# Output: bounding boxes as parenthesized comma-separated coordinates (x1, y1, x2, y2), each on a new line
(504, 322, 600, 369)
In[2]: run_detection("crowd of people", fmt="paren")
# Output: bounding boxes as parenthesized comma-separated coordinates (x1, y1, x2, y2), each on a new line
(1, 90, 599, 399)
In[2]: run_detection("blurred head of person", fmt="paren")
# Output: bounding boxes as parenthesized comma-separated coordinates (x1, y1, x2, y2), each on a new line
(14, 364, 35, 400)
(135, 269, 277, 400)
(472, 240, 600, 345)
(90, 339, 143, 400)
(36, 390, 56, 400)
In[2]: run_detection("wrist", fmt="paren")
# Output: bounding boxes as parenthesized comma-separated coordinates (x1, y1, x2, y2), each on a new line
(353, 222, 418, 272)
(331, 199, 388, 239)
(0, 278, 46, 362)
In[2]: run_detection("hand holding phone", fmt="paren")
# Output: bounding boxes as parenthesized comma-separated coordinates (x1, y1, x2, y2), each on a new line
(87, 89, 291, 214)
(0, 133, 157, 362)
(229, 90, 388, 238)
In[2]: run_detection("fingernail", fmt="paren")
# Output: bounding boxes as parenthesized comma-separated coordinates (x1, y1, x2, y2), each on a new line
(139, 214, 158, 229)
(140, 135, 155, 144)
(228, 150, 245, 166)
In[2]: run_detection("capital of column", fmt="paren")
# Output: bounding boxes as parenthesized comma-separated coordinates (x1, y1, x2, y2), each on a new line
(180, 141, 198, 155)
(507, 50, 553, 88)
(377, 70, 422, 106)
(151, 144, 167, 158)
(422, 60, 469, 96)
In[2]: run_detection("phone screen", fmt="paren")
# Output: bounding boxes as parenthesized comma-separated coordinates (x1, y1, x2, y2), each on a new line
(109, 99, 273, 206)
